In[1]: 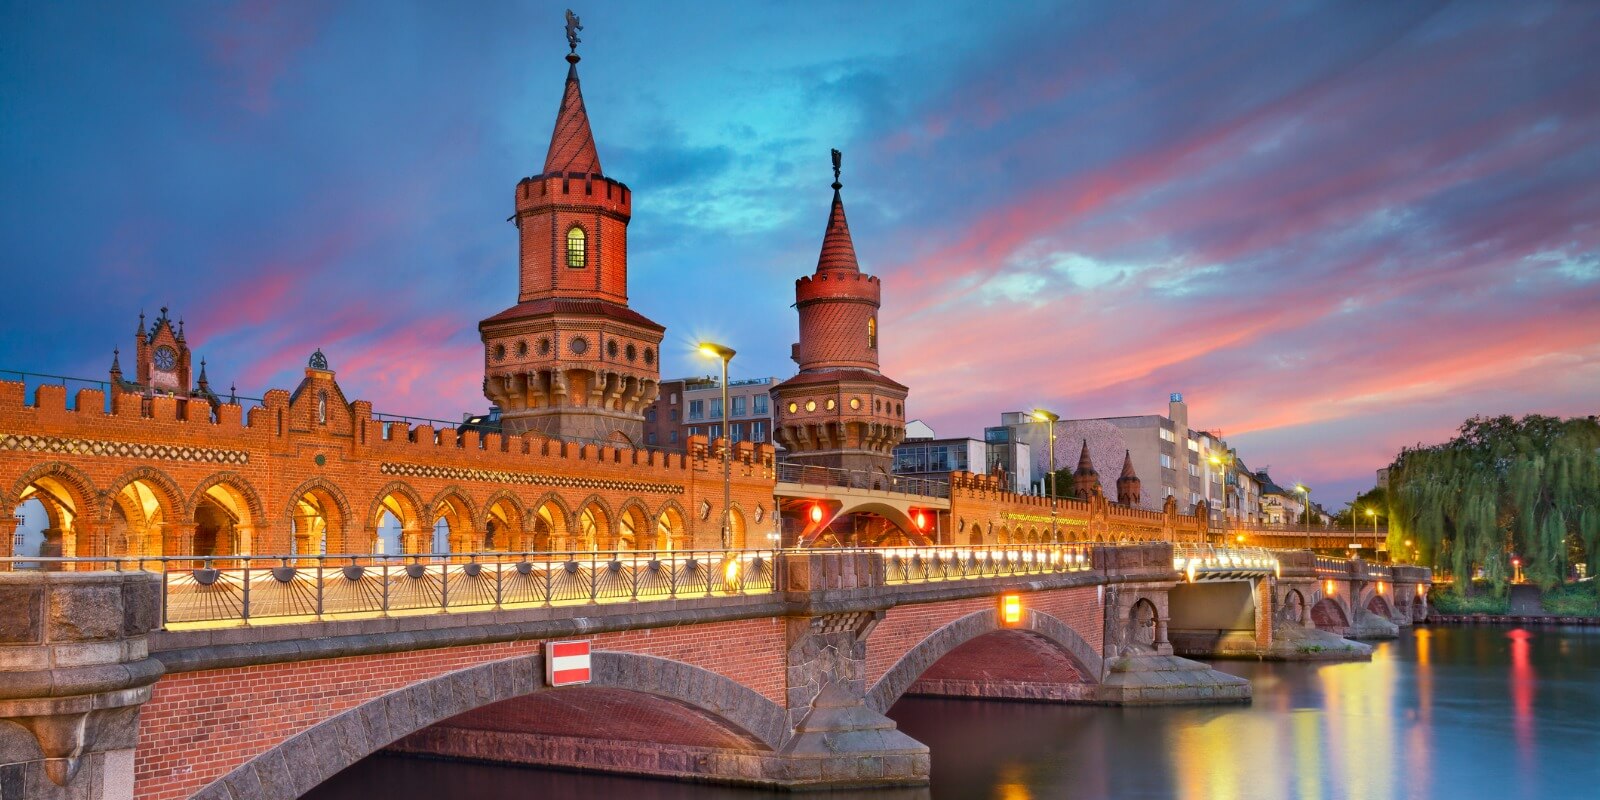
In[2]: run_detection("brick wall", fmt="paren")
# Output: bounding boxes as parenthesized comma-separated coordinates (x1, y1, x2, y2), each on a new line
(133, 617, 784, 800)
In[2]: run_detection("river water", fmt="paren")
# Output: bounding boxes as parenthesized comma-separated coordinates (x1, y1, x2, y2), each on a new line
(308, 625, 1600, 799)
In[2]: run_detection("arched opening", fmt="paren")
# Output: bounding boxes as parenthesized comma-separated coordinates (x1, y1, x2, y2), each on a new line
(202, 652, 792, 800)
(371, 486, 424, 555)
(375, 510, 404, 556)
(995, 526, 1010, 545)
(726, 506, 747, 549)
(192, 482, 255, 558)
(431, 493, 475, 556)
(617, 503, 649, 551)
(531, 499, 569, 551)
(483, 496, 523, 552)
(9, 497, 54, 567)
(1365, 593, 1393, 620)
(578, 502, 611, 551)
(1129, 598, 1159, 652)
(1282, 589, 1307, 625)
(655, 504, 686, 551)
(107, 477, 179, 559)
(565, 224, 587, 268)
(905, 630, 1095, 703)
(1310, 597, 1349, 629)
(291, 486, 345, 557)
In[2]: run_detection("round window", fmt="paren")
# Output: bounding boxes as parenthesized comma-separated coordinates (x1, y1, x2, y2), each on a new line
(492, 343, 506, 361)
(607, 339, 619, 358)
(896, 403, 902, 416)
(805, 400, 817, 412)
(643, 347, 655, 365)
(625, 343, 637, 361)
(788, 402, 798, 413)
(570, 337, 590, 355)
(850, 397, 861, 410)
(516, 340, 528, 357)
(539, 338, 552, 355)
(826, 399, 836, 410)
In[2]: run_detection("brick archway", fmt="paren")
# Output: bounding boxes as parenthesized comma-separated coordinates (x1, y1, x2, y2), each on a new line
(1365, 592, 1393, 620)
(866, 608, 1102, 714)
(188, 650, 791, 800)
(1311, 596, 1349, 629)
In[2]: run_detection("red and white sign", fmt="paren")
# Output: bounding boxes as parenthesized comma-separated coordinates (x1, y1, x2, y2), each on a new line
(545, 640, 592, 686)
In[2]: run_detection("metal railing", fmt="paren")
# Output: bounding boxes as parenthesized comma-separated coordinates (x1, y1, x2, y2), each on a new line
(874, 543, 1093, 584)
(776, 461, 951, 499)
(0, 549, 778, 628)
(1173, 545, 1280, 581)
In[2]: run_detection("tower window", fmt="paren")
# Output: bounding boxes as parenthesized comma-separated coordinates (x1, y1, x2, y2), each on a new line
(566, 225, 587, 268)
(868, 317, 877, 349)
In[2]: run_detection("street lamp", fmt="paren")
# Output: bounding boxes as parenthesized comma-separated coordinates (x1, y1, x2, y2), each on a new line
(698, 342, 736, 550)
(1031, 409, 1059, 543)
(1208, 451, 1234, 543)
(1296, 484, 1312, 551)
(1366, 507, 1378, 555)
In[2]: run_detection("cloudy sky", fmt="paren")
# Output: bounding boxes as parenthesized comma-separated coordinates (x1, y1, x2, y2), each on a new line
(3, 0, 1596, 505)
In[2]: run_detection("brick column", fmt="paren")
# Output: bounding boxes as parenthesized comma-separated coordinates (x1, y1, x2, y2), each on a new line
(0, 569, 164, 799)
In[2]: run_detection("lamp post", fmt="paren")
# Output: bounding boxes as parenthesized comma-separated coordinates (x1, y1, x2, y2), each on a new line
(698, 342, 736, 550)
(1366, 507, 1378, 556)
(1031, 409, 1059, 543)
(1296, 484, 1312, 551)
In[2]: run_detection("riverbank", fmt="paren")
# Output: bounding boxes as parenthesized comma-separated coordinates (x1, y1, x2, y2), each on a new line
(1427, 614, 1600, 626)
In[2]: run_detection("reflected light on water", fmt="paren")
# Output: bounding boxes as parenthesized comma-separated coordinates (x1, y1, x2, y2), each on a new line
(1508, 628, 1536, 770)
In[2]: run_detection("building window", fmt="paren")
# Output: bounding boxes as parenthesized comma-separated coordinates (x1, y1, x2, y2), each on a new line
(669, 430, 678, 443)
(730, 425, 743, 443)
(752, 421, 766, 442)
(1187, 439, 1199, 452)
(731, 396, 747, 417)
(710, 398, 723, 419)
(670, 393, 678, 404)
(868, 317, 877, 348)
(1165, 486, 1175, 498)
(754, 394, 768, 415)
(646, 409, 657, 423)
(670, 408, 680, 422)
(689, 400, 704, 420)
(710, 424, 721, 439)
(1160, 454, 1173, 469)
(317, 391, 328, 424)
(1160, 429, 1175, 443)
(688, 427, 700, 437)
(1188, 463, 1198, 477)
(566, 226, 587, 268)
(646, 432, 657, 445)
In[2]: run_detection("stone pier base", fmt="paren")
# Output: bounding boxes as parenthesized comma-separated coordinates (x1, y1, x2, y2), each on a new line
(1348, 609, 1400, 640)
(1094, 655, 1251, 705)
(1171, 626, 1373, 661)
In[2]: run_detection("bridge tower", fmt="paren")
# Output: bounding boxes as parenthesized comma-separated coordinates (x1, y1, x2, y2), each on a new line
(772, 151, 907, 478)
(1073, 439, 1102, 499)
(1117, 449, 1142, 505)
(479, 32, 663, 445)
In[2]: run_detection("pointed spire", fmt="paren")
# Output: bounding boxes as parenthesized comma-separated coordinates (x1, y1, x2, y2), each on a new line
(177, 317, 186, 341)
(229, 382, 238, 405)
(1120, 449, 1137, 479)
(109, 348, 122, 378)
(136, 311, 146, 337)
(1076, 440, 1096, 475)
(542, 39, 603, 175)
(1117, 449, 1142, 506)
(196, 358, 210, 390)
(816, 149, 860, 273)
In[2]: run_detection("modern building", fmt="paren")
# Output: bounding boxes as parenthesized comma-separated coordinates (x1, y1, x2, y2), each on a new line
(988, 394, 1243, 517)
(642, 375, 776, 450)
(892, 437, 987, 483)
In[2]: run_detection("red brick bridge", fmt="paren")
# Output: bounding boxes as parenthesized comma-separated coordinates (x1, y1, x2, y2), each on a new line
(1, 544, 1429, 800)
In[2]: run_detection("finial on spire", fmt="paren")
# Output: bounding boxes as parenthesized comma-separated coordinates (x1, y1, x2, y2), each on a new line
(160, 306, 169, 320)
(309, 348, 329, 370)
(565, 9, 583, 56)
(831, 148, 842, 191)
(229, 382, 238, 405)
(137, 311, 146, 336)
(177, 318, 186, 340)
(110, 348, 122, 375)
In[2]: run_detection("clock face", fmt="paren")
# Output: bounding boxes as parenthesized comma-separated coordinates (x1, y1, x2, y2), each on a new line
(153, 346, 177, 371)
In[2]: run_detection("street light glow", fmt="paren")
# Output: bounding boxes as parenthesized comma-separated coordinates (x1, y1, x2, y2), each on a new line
(1031, 408, 1059, 423)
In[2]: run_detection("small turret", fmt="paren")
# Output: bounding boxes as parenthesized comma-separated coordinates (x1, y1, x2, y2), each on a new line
(108, 348, 123, 384)
(1072, 440, 1100, 498)
(1117, 450, 1142, 506)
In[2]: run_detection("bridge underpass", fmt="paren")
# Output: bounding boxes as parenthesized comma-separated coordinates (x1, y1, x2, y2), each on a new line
(774, 462, 948, 547)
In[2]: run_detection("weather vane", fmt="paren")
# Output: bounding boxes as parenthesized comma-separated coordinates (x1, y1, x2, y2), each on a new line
(831, 148, 842, 190)
(565, 9, 583, 53)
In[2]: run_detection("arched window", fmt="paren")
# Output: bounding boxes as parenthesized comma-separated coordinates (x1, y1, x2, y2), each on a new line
(566, 225, 587, 268)
(317, 391, 328, 424)
(867, 317, 877, 349)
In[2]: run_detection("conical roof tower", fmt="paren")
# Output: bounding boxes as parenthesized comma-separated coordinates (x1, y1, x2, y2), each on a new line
(479, 14, 663, 444)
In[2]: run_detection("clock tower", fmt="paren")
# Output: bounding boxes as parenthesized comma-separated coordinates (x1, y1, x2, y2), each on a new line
(132, 307, 191, 394)
(479, 29, 663, 445)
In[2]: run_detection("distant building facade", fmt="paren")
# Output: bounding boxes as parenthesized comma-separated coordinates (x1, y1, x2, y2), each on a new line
(642, 376, 776, 451)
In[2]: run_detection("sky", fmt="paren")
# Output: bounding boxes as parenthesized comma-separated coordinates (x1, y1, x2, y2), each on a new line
(2, 0, 1597, 507)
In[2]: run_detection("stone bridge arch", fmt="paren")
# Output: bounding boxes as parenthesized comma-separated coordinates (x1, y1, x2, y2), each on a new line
(189, 650, 791, 800)
(866, 608, 1103, 714)
(1310, 594, 1350, 630)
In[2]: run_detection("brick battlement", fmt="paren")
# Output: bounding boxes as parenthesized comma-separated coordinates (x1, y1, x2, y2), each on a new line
(795, 271, 881, 305)
(516, 171, 632, 218)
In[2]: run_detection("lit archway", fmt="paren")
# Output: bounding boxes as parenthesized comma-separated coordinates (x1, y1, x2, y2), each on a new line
(430, 491, 476, 555)
(578, 501, 611, 551)
(655, 502, 687, 551)
(105, 469, 184, 559)
(530, 497, 571, 551)
(191, 482, 256, 558)
(484, 494, 524, 552)
(290, 487, 345, 557)
(617, 501, 650, 551)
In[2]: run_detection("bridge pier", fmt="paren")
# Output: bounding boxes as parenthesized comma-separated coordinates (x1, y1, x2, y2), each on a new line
(0, 570, 164, 800)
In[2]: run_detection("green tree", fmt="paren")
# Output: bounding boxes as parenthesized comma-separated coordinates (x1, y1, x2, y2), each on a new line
(1387, 415, 1600, 594)
(1334, 486, 1387, 528)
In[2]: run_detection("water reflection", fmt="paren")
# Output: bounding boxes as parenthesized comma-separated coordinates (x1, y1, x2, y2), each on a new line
(309, 626, 1600, 800)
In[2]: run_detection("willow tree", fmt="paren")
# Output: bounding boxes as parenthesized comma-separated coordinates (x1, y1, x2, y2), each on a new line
(1387, 415, 1600, 593)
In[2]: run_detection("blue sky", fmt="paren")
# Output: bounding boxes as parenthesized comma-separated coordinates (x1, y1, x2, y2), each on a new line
(3, 0, 1597, 505)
